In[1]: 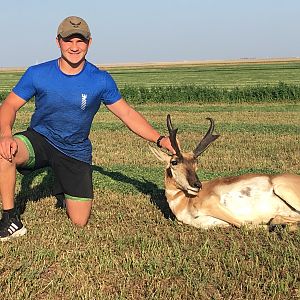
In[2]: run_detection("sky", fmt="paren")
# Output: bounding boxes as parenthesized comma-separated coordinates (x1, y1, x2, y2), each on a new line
(1, 0, 299, 67)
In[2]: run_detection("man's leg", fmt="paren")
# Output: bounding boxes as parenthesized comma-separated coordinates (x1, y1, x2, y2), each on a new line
(51, 150, 94, 227)
(0, 138, 30, 240)
(65, 199, 93, 227)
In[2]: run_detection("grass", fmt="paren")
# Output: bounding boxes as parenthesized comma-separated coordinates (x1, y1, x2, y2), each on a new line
(105, 60, 300, 88)
(2, 59, 300, 91)
(2, 60, 300, 105)
(0, 62, 300, 299)
(1, 102, 300, 299)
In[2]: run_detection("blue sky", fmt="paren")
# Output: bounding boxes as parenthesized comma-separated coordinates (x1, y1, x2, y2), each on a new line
(1, 0, 299, 67)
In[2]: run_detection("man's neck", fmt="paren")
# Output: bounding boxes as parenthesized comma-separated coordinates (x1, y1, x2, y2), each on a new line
(58, 57, 85, 75)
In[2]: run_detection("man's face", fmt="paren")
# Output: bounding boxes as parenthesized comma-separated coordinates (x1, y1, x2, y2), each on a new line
(56, 34, 92, 66)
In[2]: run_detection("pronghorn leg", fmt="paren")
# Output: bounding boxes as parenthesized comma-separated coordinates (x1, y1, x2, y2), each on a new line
(270, 215, 300, 225)
(204, 196, 242, 228)
(272, 175, 300, 211)
(270, 215, 300, 232)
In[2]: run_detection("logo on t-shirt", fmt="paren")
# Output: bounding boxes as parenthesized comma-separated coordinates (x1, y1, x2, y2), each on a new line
(81, 94, 87, 110)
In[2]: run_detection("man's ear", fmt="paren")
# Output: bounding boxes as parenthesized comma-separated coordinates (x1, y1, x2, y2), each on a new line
(56, 36, 61, 49)
(88, 37, 92, 47)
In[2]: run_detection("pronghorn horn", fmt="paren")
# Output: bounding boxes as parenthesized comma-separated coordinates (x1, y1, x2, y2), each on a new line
(193, 117, 220, 158)
(167, 114, 182, 157)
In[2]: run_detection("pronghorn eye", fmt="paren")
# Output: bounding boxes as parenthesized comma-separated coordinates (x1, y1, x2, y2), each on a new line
(171, 160, 178, 166)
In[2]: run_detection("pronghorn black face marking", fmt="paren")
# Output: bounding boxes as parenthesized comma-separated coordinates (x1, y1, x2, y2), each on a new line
(167, 153, 202, 195)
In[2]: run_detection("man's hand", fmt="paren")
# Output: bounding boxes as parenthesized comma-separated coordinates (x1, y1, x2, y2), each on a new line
(0, 136, 18, 162)
(158, 136, 176, 154)
(0, 92, 27, 162)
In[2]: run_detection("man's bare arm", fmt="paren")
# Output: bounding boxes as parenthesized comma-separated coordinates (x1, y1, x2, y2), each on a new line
(106, 98, 175, 153)
(0, 92, 26, 160)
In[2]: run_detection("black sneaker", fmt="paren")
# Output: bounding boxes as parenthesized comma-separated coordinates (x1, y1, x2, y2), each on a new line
(55, 193, 66, 209)
(0, 214, 27, 241)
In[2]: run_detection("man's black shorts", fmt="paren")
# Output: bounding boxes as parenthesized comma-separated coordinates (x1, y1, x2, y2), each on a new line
(14, 128, 93, 201)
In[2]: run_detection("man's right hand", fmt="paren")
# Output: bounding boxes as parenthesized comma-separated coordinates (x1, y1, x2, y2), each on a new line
(0, 136, 18, 162)
(0, 92, 27, 162)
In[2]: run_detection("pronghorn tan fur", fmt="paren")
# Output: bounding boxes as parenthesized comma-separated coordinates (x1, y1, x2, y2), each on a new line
(150, 115, 300, 229)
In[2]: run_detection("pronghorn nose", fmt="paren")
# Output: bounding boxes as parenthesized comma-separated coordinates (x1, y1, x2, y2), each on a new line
(194, 182, 202, 189)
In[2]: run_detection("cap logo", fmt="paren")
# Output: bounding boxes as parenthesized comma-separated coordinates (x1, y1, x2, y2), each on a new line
(70, 20, 81, 28)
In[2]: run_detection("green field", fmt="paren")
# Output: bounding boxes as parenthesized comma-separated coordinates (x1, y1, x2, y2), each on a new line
(107, 60, 300, 87)
(0, 61, 300, 299)
(2, 59, 300, 91)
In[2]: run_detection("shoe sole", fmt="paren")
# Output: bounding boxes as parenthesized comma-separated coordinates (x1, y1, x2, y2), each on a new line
(0, 227, 27, 242)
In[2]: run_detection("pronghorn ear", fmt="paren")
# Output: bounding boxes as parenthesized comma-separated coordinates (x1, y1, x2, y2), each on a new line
(148, 145, 171, 163)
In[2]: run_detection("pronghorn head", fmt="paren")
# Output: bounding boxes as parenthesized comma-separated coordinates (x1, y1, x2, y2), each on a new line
(150, 114, 220, 196)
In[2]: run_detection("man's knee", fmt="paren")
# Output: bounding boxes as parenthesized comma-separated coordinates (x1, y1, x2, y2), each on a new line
(69, 216, 90, 227)
(13, 137, 30, 166)
(67, 211, 90, 227)
(65, 198, 92, 227)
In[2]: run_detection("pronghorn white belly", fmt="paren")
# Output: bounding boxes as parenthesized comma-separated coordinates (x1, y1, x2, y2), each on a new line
(167, 191, 229, 228)
(175, 206, 228, 228)
(192, 215, 229, 228)
(218, 176, 299, 223)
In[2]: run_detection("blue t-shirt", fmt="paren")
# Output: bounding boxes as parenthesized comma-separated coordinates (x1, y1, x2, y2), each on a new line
(13, 59, 122, 164)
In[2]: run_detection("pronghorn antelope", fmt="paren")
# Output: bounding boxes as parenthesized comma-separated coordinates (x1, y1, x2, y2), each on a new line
(150, 115, 300, 229)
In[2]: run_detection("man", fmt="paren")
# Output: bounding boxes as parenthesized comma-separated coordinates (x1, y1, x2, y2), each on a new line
(0, 16, 174, 241)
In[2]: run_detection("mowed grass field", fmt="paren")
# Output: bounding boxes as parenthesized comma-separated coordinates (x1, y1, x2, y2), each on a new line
(0, 60, 300, 299)
(2, 58, 300, 91)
